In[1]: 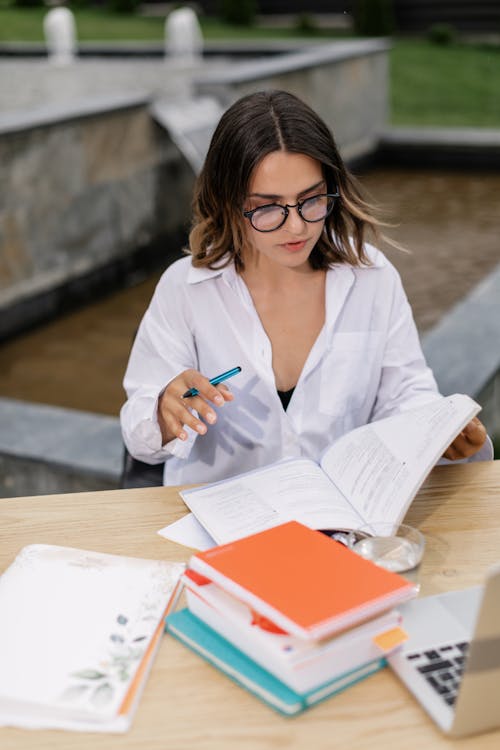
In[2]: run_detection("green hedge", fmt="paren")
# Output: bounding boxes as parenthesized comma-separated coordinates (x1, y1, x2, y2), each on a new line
(217, 0, 257, 27)
(353, 0, 395, 36)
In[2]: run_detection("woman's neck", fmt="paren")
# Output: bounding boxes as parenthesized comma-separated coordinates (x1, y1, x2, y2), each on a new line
(240, 253, 318, 293)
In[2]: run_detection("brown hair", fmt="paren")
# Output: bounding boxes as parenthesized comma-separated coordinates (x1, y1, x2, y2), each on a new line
(188, 89, 383, 271)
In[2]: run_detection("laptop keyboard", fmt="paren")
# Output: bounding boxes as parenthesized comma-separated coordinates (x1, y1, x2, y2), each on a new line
(406, 641, 470, 706)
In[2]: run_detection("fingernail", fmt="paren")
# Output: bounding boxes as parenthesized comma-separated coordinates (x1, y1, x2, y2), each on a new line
(214, 395, 224, 406)
(196, 424, 207, 434)
(206, 412, 216, 424)
(179, 431, 187, 441)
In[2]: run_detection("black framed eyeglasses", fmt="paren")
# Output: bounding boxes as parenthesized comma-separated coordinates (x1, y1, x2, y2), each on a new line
(243, 192, 339, 233)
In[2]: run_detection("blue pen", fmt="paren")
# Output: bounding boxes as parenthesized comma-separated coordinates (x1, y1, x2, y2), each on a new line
(182, 366, 242, 398)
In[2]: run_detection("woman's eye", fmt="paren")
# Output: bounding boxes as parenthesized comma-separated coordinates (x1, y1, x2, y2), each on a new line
(257, 204, 280, 213)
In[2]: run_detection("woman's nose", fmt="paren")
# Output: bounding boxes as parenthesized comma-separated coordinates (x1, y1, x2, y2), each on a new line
(285, 205, 306, 233)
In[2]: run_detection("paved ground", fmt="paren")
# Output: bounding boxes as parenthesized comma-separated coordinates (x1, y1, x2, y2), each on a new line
(0, 165, 499, 416)
(360, 166, 500, 331)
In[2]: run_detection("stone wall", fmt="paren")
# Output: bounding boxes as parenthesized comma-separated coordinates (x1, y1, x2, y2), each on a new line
(0, 95, 195, 339)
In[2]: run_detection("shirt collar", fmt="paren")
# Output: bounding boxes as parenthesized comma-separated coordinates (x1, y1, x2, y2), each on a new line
(361, 242, 387, 268)
(186, 242, 386, 285)
(186, 256, 237, 286)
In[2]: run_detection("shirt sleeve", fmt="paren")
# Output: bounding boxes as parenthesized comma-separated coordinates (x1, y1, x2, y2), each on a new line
(120, 267, 198, 464)
(370, 262, 441, 422)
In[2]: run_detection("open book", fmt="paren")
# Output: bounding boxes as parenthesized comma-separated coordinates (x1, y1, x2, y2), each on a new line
(180, 394, 480, 546)
(0, 544, 185, 733)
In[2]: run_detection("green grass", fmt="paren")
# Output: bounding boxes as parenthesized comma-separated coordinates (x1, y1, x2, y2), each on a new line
(0, 6, 165, 40)
(390, 38, 500, 128)
(1, 4, 500, 128)
(0, 5, 347, 42)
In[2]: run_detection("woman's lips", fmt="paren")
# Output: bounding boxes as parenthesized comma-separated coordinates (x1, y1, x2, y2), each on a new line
(280, 240, 307, 252)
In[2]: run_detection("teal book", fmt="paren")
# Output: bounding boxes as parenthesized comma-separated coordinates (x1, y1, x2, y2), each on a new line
(165, 609, 385, 716)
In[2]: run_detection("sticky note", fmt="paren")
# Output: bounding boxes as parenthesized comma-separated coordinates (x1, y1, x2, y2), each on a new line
(373, 626, 409, 652)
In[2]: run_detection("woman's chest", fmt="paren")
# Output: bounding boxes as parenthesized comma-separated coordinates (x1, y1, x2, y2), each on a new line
(252, 285, 326, 388)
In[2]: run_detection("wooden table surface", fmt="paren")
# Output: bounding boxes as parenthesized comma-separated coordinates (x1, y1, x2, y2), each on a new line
(1, 461, 500, 749)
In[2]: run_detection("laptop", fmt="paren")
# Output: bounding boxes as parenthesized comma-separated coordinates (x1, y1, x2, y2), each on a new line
(388, 563, 500, 737)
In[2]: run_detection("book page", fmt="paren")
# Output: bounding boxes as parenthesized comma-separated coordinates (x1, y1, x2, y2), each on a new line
(181, 459, 363, 544)
(320, 394, 479, 527)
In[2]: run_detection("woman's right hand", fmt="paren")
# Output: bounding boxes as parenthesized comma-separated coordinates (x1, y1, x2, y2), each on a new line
(157, 369, 234, 445)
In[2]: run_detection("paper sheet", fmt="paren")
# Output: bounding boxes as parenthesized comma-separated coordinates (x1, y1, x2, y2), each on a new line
(158, 513, 216, 551)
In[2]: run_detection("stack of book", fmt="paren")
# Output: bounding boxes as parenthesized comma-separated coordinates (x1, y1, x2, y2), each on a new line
(166, 520, 416, 715)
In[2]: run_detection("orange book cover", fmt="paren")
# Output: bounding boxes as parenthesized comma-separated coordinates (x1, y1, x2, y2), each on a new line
(190, 521, 417, 640)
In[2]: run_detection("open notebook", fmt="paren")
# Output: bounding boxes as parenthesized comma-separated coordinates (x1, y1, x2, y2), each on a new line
(0, 544, 184, 733)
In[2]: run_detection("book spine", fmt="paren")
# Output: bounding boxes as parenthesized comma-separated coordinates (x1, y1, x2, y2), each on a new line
(166, 612, 304, 715)
(185, 585, 397, 693)
(166, 610, 386, 716)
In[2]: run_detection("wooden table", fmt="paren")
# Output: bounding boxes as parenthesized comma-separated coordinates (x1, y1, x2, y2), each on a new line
(1, 461, 500, 749)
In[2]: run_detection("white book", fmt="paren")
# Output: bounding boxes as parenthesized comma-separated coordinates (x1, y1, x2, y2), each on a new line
(184, 575, 404, 693)
(181, 394, 480, 545)
(0, 544, 185, 733)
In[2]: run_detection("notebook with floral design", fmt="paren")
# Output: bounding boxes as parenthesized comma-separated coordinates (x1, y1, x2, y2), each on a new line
(0, 544, 184, 732)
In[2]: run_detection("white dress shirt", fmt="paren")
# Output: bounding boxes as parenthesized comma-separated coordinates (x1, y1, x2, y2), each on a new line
(120, 246, 488, 487)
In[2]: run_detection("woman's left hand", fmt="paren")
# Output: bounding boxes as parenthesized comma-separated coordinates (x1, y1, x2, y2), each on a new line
(442, 416, 488, 461)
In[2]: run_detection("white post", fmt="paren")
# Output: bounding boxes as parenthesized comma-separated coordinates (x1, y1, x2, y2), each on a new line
(43, 7, 77, 66)
(164, 7, 203, 65)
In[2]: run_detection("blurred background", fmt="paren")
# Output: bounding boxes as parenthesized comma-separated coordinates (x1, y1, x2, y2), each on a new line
(0, 0, 499, 495)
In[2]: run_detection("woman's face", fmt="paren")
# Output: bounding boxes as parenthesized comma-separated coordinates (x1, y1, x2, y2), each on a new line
(242, 150, 326, 273)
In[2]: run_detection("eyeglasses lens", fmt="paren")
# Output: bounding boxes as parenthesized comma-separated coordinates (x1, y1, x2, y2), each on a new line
(301, 195, 330, 221)
(251, 205, 287, 232)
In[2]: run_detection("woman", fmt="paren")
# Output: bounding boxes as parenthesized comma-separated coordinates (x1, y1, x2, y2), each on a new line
(120, 90, 489, 486)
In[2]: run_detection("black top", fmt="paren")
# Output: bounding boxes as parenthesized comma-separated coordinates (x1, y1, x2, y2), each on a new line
(277, 387, 295, 411)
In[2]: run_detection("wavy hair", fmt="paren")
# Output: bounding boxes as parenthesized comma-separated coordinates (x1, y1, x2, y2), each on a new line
(188, 89, 384, 270)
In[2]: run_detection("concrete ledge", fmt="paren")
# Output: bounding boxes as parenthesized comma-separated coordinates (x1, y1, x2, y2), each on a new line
(0, 92, 151, 136)
(194, 39, 390, 87)
(151, 96, 224, 173)
(422, 262, 500, 405)
(382, 127, 500, 147)
(0, 398, 123, 497)
(0, 397, 122, 478)
(0, 454, 120, 498)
